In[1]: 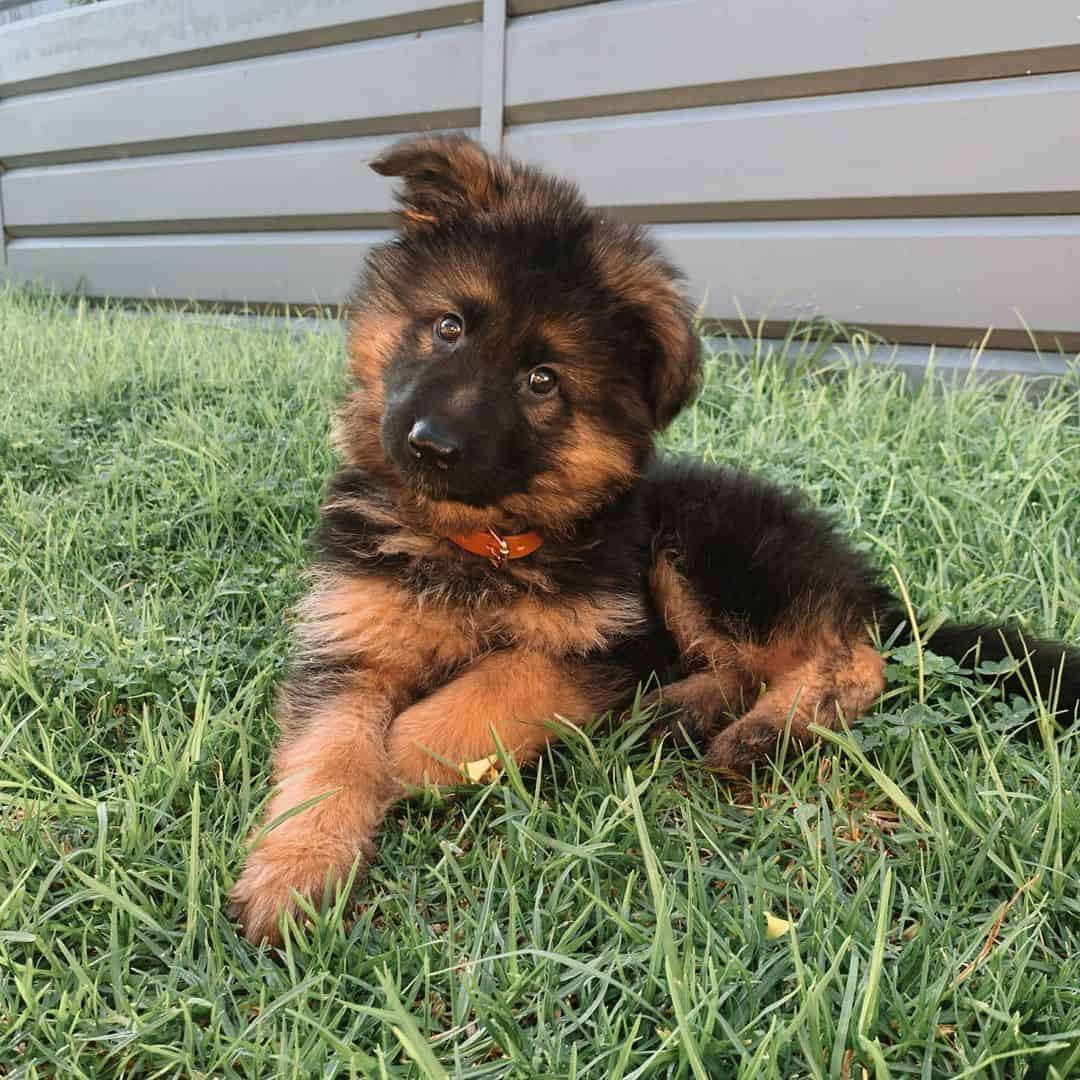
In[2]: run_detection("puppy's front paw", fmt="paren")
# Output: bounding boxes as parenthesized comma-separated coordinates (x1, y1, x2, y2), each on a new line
(228, 834, 366, 946)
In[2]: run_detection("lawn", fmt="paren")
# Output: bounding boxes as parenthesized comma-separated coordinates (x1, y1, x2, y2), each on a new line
(1, 283, 1079, 1079)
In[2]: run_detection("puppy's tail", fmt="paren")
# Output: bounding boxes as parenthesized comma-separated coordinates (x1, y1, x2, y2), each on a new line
(879, 608, 1080, 722)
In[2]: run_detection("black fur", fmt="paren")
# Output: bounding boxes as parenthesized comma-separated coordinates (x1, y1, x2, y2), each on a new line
(643, 458, 1080, 718)
(899, 620, 1080, 715)
(316, 451, 1080, 723)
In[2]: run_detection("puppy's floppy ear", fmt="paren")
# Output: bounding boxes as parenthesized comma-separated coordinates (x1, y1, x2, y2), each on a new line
(596, 227, 702, 429)
(370, 134, 507, 232)
(644, 284, 702, 429)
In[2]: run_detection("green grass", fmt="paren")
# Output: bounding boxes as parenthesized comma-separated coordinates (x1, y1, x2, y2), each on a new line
(1, 283, 1079, 1079)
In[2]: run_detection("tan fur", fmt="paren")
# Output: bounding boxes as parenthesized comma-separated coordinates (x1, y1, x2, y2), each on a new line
(333, 389, 391, 478)
(649, 551, 885, 773)
(502, 416, 640, 536)
(535, 316, 593, 365)
(756, 639, 884, 732)
(346, 309, 408, 383)
(706, 639, 885, 775)
(410, 494, 526, 539)
(650, 551, 744, 672)
(499, 592, 646, 655)
(229, 671, 398, 944)
(297, 571, 485, 688)
(387, 649, 599, 788)
(401, 207, 440, 229)
(426, 269, 501, 315)
(648, 669, 755, 723)
(233, 556, 644, 942)
(300, 569, 643, 669)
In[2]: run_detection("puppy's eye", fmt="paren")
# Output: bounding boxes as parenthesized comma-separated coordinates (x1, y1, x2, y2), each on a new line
(434, 313, 464, 344)
(527, 367, 558, 397)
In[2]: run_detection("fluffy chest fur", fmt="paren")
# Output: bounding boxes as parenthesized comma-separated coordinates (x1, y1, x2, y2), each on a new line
(297, 567, 647, 694)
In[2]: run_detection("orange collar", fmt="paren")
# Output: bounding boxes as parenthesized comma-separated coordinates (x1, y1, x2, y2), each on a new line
(447, 526, 544, 568)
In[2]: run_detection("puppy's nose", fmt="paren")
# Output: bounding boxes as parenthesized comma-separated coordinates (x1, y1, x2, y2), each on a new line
(407, 419, 460, 470)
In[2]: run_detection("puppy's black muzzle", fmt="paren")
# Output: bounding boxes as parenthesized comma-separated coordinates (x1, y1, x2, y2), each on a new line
(407, 418, 461, 471)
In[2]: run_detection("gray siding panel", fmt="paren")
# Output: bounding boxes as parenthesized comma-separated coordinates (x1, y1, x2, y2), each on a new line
(3, 138, 402, 231)
(0, 0, 481, 94)
(10, 219, 1077, 338)
(0, 25, 482, 166)
(0, 1, 65, 28)
(506, 0, 1080, 118)
(658, 217, 1080, 332)
(505, 73, 1080, 214)
(6, 232, 392, 305)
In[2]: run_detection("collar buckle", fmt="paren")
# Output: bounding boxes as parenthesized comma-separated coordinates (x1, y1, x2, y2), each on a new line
(486, 527, 511, 569)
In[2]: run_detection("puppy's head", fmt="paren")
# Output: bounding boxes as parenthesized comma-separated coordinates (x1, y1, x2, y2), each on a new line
(340, 134, 700, 537)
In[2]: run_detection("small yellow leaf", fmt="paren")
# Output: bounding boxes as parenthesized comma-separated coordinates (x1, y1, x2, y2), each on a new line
(764, 912, 792, 940)
(461, 754, 501, 783)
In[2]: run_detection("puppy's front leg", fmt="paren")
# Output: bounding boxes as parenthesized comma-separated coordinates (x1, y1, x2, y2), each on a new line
(229, 669, 402, 945)
(388, 649, 601, 788)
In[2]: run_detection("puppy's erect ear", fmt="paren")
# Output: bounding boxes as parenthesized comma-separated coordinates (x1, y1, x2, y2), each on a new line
(370, 134, 507, 232)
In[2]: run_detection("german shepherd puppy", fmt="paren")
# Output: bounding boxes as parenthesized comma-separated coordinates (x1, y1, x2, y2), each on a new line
(230, 134, 1080, 945)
